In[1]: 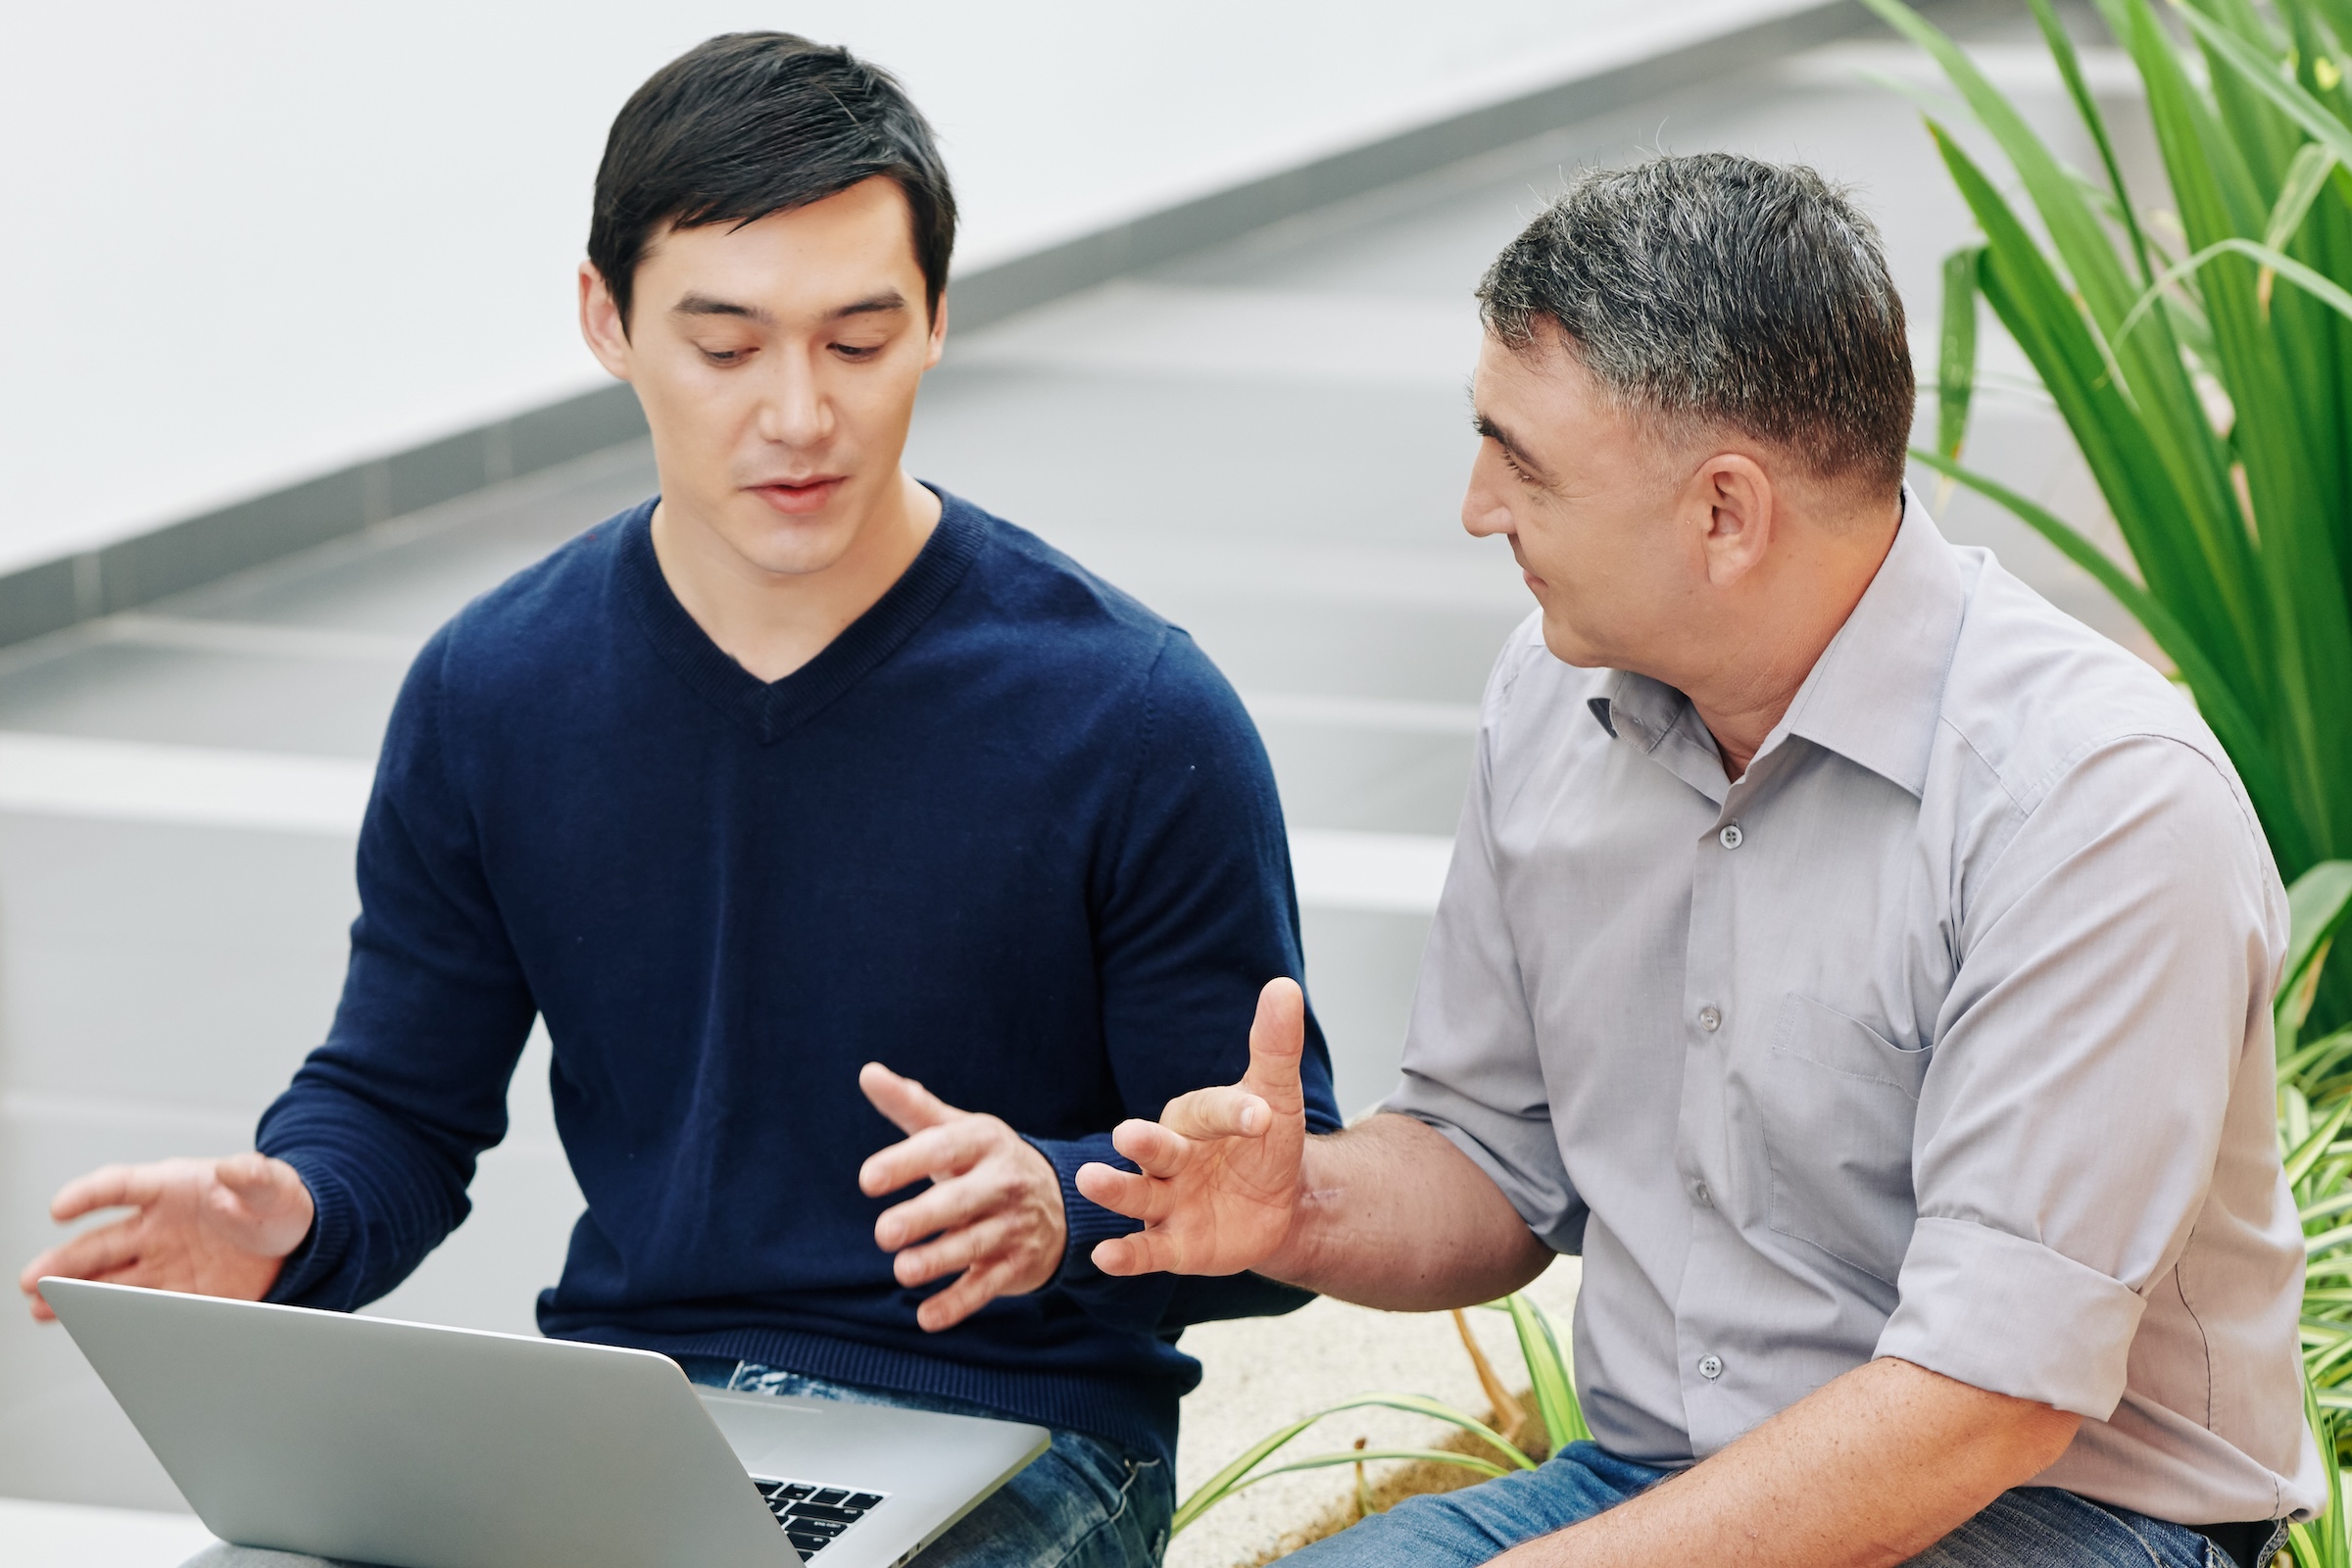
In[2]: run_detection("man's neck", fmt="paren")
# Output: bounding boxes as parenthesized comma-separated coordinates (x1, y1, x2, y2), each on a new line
(650, 471, 942, 684)
(1684, 507, 1901, 781)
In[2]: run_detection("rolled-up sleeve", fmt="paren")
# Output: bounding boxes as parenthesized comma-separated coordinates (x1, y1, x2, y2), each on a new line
(1382, 638, 1585, 1251)
(1876, 734, 2283, 1417)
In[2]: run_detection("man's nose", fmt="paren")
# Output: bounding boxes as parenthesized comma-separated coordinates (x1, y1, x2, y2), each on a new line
(1461, 486, 1514, 540)
(756, 356, 828, 448)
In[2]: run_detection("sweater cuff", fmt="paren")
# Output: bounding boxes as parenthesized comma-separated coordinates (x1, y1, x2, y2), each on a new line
(263, 1152, 355, 1308)
(1874, 1215, 2147, 1419)
(1024, 1132, 1141, 1286)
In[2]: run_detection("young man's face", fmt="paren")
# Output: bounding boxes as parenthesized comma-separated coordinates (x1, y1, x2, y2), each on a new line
(579, 175, 946, 576)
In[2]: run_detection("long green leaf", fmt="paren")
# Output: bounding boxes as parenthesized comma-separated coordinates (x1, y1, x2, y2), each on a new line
(2119, 235, 2352, 341)
(1925, 118, 2268, 708)
(1506, 1294, 1590, 1449)
(1865, 1, 2253, 626)
(2286, 863, 2352, 1043)
(1168, 1392, 1533, 1536)
(1213, 1447, 1511, 1496)
(1937, 245, 1982, 460)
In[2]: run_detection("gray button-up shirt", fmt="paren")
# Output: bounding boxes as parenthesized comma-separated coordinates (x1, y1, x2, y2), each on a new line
(1387, 500, 2323, 1522)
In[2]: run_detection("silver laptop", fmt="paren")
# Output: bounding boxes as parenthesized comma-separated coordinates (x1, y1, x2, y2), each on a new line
(41, 1277, 1048, 1568)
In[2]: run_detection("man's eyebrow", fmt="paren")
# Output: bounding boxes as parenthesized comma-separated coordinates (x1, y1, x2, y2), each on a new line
(1472, 411, 1553, 483)
(828, 289, 907, 321)
(671, 293, 773, 325)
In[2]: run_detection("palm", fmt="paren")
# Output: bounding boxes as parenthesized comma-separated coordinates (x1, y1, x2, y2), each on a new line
(1083, 978, 1313, 1278)
(22, 1154, 313, 1320)
(131, 1166, 297, 1292)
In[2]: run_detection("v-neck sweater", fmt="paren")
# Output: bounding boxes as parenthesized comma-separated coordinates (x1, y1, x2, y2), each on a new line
(257, 489, 1342, 1465)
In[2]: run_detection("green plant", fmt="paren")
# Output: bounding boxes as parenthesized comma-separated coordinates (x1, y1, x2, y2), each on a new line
(1170, 1292, 1586, 1538)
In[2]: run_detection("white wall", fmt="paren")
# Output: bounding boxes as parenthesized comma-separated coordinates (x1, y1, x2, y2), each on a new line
(0, 0, 1821, 573)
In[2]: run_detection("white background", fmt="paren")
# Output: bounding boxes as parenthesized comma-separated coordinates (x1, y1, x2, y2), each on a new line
(0, 0, 1820, 572)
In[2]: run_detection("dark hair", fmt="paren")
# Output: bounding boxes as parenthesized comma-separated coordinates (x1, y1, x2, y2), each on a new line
(589, 32, 956, 329)
(1477, 153, 1913, 496)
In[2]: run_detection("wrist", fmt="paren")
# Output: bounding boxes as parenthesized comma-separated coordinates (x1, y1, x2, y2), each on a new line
(1257, 1133, 1335, 1288)
(1022, 1133, 1137, 1283)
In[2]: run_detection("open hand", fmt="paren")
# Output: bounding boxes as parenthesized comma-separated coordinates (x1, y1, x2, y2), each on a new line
(1076, 978, 1310, 1278)
(19, 1153, 316, 1321)
(858, 1067, 1066, 1332)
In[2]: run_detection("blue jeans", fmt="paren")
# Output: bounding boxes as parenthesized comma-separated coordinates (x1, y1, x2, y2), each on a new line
(1274, 1441, 2278, 1567)
(679, 1356, 1171, 1568)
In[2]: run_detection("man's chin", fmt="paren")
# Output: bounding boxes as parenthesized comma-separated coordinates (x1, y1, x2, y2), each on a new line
(1539, 617, 1611, 670)
(712, 507, 860, 580)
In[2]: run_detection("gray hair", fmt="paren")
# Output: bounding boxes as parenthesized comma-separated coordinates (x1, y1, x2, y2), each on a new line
(1477, 152, 1914, 494)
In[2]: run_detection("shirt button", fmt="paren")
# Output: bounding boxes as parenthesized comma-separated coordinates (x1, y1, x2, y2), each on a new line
(1697, 1354, 1724, 1381)
(1698, 1005, 1722, 1033)
(1718, 822, 1743, 850)
(1690, 1180, 1710, 1207)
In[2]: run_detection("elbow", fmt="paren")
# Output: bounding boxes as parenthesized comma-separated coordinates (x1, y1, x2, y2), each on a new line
(2001, 1400, 2082, 1479)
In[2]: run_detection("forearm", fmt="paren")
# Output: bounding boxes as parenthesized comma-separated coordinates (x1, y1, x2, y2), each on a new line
(1498, 1357, 2079, 1568)
(1261, 1113, 1551, 1310)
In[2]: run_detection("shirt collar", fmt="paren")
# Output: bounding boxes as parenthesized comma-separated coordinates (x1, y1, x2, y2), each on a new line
(1583, 490, 1968, 800)
(1774, 490, 1967, 797)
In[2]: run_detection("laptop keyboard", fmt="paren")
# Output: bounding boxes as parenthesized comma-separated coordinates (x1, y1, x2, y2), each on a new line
(751, 1478, 887, 1559)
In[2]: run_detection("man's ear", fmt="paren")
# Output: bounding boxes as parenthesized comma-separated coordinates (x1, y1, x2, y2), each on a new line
(923, 293, 949, 371)
(1693, 454, 1775, 589)
(578, 263, 632, 381)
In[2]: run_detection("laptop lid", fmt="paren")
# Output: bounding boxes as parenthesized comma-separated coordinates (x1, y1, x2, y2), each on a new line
(42, 1277, 796, 1568)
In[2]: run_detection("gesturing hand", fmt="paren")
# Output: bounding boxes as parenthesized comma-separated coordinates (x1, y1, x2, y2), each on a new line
(1076, 978, 1310, 1278)
(858, 1066, 1067, 1333)
(19, 1153, 316, 1321)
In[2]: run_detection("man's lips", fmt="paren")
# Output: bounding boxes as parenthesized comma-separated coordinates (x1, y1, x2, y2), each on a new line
(747, 476, 847, 515)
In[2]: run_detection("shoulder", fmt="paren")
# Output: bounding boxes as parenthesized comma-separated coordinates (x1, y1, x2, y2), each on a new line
(1936, 552, 2278, 933)
(943, 490, 1244, 716)
(393, 500, 649, 728)
(948, 492, 1171, 657)
(1939, 548, 2238, 816)
(437, 500, 646, 670)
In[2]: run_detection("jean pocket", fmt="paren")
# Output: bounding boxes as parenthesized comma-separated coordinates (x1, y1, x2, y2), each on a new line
(1756, 993, 1929, 1286)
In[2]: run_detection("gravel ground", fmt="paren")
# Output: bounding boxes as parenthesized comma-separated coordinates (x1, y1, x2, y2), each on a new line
(1167, 1257, 1581, 1568)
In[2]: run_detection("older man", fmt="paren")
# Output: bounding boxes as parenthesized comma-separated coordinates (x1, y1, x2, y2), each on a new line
(1077, 154, 2321, 1567)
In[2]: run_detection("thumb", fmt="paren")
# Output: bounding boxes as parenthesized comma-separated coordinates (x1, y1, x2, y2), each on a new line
(1239, 978, 1306, 1121)
(859, 1062, 959, 1137)
(215, 1152, 279, 1196)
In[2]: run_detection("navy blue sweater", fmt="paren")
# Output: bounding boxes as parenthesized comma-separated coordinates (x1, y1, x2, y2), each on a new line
(258, 489, 1341, 1464)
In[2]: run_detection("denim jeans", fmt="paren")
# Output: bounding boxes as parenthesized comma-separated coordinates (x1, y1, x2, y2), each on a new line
(1272, 1441, 2279, 1568)
(679, 1357, 1171, 1568)
(176, 1357, 1170, 1568)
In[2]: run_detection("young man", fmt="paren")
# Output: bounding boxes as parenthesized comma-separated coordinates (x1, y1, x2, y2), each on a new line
(21, 33, 1339, 1568)
(1080, 155, 2319, 1567)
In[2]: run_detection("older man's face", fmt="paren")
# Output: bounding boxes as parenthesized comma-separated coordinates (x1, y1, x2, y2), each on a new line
(1461, 327, 1705, 674)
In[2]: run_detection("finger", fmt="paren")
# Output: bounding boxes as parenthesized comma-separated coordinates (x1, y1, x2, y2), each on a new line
(1108, 1118, 1198, 1179)
(915, 1255, 1023, 1333)
(22, 1218, 146, 1290)
(873, 1162, 1021, 1249)
(1239, 977, 1308, 1120)
(893, 1213, 1022, 1289)
(858, 1118, 997, 1199)
(1074, 1161, 1172, 1223)
(213, 1152, 298, 1211)
(1090, 1229, 1191, 1278)
(1155, 1087, 1272, 1144)
(858, 1063, 961, 1138)
(48, 1163, 162, 1223)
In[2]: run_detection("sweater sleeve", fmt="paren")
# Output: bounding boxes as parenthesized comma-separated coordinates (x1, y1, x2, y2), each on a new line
(259, 627, 538, 1310)
(1031, 627, 1342, 1333)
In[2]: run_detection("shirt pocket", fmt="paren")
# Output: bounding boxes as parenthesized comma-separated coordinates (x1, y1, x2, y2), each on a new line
(1757, 993, 1930, 1286)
